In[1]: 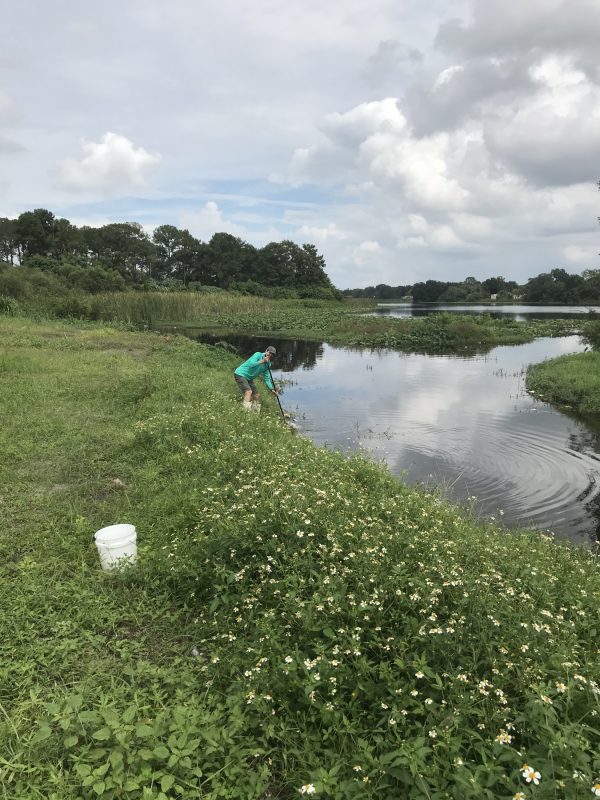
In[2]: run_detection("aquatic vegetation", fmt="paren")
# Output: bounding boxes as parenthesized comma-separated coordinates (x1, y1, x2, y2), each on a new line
(86, 292, 588, 355)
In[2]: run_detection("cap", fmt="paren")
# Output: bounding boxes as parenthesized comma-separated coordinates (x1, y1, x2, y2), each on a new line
(265, 346, 277, 355)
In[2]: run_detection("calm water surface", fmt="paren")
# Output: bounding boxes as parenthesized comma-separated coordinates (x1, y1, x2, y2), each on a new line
(194, 332, 600, 546)
(371, 304, 600, 321)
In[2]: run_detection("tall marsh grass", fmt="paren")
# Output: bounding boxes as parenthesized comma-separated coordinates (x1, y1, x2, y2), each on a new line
(90, 290, 276, 325)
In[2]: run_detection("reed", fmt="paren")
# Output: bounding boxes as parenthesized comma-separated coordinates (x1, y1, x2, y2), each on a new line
(90, 290, 275, 325)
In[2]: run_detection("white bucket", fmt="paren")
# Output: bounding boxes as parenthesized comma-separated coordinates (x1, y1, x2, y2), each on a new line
(94, 523, 137, 571)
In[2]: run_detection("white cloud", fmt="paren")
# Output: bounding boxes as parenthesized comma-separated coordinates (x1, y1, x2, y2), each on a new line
(0, 92, 17, 122)
(484, 55, 600, 185)
(56, 132, 160, 193)
(276, 59, 600, 278)
(436, 0, 600, 60)
(286, 98, 407, 186)
(563, 244, 599, 264)
(353, 240, 383, 266)
(296, 222, 347, 242)
(0, 91, 24, 155)
(364, 39, 424, 89)
(362, 128, 471, 212)
(180, 201, 245, 241)
(403, 214, 470, 251)
(433, 64, 464, 91)
(358, 240, 382, 253)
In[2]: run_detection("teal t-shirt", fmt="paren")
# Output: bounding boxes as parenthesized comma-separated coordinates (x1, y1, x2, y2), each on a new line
(234, 352, 274, 391)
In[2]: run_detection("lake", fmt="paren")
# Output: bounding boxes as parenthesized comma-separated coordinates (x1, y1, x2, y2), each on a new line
(370, 303, 600, 321)
(193, 331, 600, 547)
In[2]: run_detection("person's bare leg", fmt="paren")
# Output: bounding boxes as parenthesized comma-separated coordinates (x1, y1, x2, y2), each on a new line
(242, 388, 252, 411)
(251, 391, 261, 413)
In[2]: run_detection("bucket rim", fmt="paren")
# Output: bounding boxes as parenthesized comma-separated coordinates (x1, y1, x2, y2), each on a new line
(94, 523, 136, 542)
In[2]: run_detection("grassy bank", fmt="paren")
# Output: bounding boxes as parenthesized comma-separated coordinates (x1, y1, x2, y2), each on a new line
(527, 352, 600, 416)
(1, 315, 599, 800)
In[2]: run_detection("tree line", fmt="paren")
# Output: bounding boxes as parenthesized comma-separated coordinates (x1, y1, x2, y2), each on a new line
(0, 208, 339, 299)
(2, 208, 599, 305)
(343, 270, 600, 305)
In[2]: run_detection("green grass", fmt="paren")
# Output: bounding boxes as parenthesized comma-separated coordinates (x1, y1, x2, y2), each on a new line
(527, 352, 600, 416)
(1, 315, 599, 799)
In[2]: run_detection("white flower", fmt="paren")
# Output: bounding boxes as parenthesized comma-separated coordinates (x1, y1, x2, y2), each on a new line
(592, 783, 600, 797)
(299, 784, 316, 795)
(428, 729, 437, 738)
(521, 765, 541, 785)
(415, 671, 425, 679)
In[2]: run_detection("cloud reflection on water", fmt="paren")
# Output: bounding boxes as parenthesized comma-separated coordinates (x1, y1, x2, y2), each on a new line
(279, 336, 599, 546)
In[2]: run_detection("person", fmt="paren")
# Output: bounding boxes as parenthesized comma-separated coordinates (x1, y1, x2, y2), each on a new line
(234, 345, 279, 412)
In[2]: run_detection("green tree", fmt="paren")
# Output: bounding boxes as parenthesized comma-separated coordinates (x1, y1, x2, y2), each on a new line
(153, 225, 202, 284)
(581, 269, 600, 303)
(15, 208, 57, 260)
(524, 272, 556, 303)
(412, 280, 449, 302)
(462, 276, 484, 300)
(523, 269, 584, 304)
(438, 283, 468, 302)
(257, 241, 331, 289)
(296, 243, 332, 288)
(81, 222, 155, 280)
(0, 217, 17, 264)
(204, 232, 256, 288)
(482, 276, 506, 295)
(257, 241, 298, 286)
(52, 217, 84, 260)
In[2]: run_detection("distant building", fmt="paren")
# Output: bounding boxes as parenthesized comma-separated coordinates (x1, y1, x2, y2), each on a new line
(490, 293, 498, 300)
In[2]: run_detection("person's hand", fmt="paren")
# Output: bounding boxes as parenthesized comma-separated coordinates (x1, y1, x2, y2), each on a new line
(272, 389, 279, 396)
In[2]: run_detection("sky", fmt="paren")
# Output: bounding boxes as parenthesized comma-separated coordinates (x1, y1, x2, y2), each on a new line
(1, 0, 599, 288)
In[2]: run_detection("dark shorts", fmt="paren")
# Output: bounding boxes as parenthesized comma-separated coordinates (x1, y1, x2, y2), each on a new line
(234, 372, 258, 394)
